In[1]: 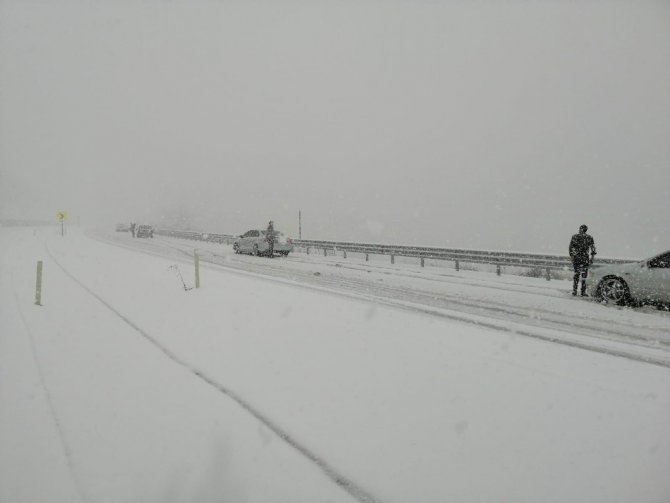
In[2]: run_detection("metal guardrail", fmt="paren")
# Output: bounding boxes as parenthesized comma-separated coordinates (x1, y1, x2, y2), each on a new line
(293, 239, 635, 279)
(155, 229, 636, 280)
(293, 239, 633, 268)
(155, 228, 237, 245)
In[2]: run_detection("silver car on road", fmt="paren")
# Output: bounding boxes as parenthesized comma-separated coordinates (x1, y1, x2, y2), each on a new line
(587, 250, 670, 307)
(233, 229, 294, 257)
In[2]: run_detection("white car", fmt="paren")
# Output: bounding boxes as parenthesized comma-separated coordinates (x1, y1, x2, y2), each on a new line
(233, 229, 294, 257)
(586, 250, 670, 307)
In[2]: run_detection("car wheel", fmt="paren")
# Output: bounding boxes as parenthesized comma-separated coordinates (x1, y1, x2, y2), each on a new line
(598, 277, 630, 306)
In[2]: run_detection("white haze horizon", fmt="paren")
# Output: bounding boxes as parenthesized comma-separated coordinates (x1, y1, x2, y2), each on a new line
(1, 1, 669, 258)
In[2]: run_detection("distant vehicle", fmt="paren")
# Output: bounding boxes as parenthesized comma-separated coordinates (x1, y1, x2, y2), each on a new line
(233, 229, 293, 257)
(116, 223, 130, 232)
(587, 250, 670, 307)
(136, 224, 154, 238)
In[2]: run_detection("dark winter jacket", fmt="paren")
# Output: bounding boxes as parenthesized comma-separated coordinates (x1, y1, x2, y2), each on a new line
(569, 232, 596, 263)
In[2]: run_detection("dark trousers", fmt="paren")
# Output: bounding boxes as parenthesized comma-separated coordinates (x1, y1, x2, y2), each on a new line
(572, 261, 589, 294)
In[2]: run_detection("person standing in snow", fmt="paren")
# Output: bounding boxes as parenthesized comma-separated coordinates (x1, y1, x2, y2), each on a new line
(266, 220, 275, 257)
(569, 224, 596, 296)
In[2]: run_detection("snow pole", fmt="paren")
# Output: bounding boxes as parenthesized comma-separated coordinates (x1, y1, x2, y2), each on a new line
(35, 261, 43, 306)
(194, 250, 200, 289)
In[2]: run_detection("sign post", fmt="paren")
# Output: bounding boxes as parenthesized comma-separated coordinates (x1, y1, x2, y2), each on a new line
(57, 211, 68, 236)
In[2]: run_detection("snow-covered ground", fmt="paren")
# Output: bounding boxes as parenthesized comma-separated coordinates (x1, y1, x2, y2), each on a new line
(2, 225, 669, 503)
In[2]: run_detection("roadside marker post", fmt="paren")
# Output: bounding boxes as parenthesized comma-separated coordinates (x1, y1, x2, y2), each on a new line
(35, 261, 43, 306)
(194, 250, 200, 289)
(57, 211, 68, 236)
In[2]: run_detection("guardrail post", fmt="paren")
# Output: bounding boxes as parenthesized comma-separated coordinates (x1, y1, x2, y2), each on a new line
(365, 253, 369, 262)
(391, 254, 395, 264)
(324, 248, 327, 257)
(496, 264, 501, 276)
(306, 247, 310, 255)
(343, 251, 347, 259)
(420, 257, 424, 267)
(34, 261, 43, 306)
(455, 260, 460, 272)
(545, 268, 551, 281)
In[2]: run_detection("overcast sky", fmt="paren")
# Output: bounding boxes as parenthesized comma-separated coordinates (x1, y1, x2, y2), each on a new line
(1, 0, 668, 257)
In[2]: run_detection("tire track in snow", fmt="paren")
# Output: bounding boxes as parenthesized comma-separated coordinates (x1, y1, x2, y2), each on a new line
(10, 272, 90, 503)
(44, 242, 384, 503)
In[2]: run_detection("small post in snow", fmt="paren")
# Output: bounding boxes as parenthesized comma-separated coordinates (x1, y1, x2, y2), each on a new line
(420, 257, 424, 267)
(34, 261, 43, 306)
(455, 260, 460, 272)
(391, 254, 395, 265)
(545, 267, 551, 281)
(56, 211, 67, 236)
(194, 250, 200, 289)
(496, 264, 501, 276)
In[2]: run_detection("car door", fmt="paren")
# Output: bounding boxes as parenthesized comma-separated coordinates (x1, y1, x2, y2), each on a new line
(252, 230, 260, 250)
(239, 230, 253, 252)
(257, 230, 268, 250)
(253, 230, 266, 252)
(249, 230, 260, 251)
(646, 252, 670, 303)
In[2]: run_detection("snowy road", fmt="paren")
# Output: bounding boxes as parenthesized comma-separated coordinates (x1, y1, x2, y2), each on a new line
(95, 228, 670, 368)
(2, 226, 670, 503)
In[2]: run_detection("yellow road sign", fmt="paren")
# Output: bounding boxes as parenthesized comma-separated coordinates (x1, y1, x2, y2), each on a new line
(57, 211, 68, 222)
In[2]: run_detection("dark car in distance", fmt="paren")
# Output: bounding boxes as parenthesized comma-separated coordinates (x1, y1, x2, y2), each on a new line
(136, 225, 154, 238)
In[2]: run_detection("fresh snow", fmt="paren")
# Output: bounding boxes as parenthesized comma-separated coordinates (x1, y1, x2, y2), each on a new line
(2, 226, 669, 503)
